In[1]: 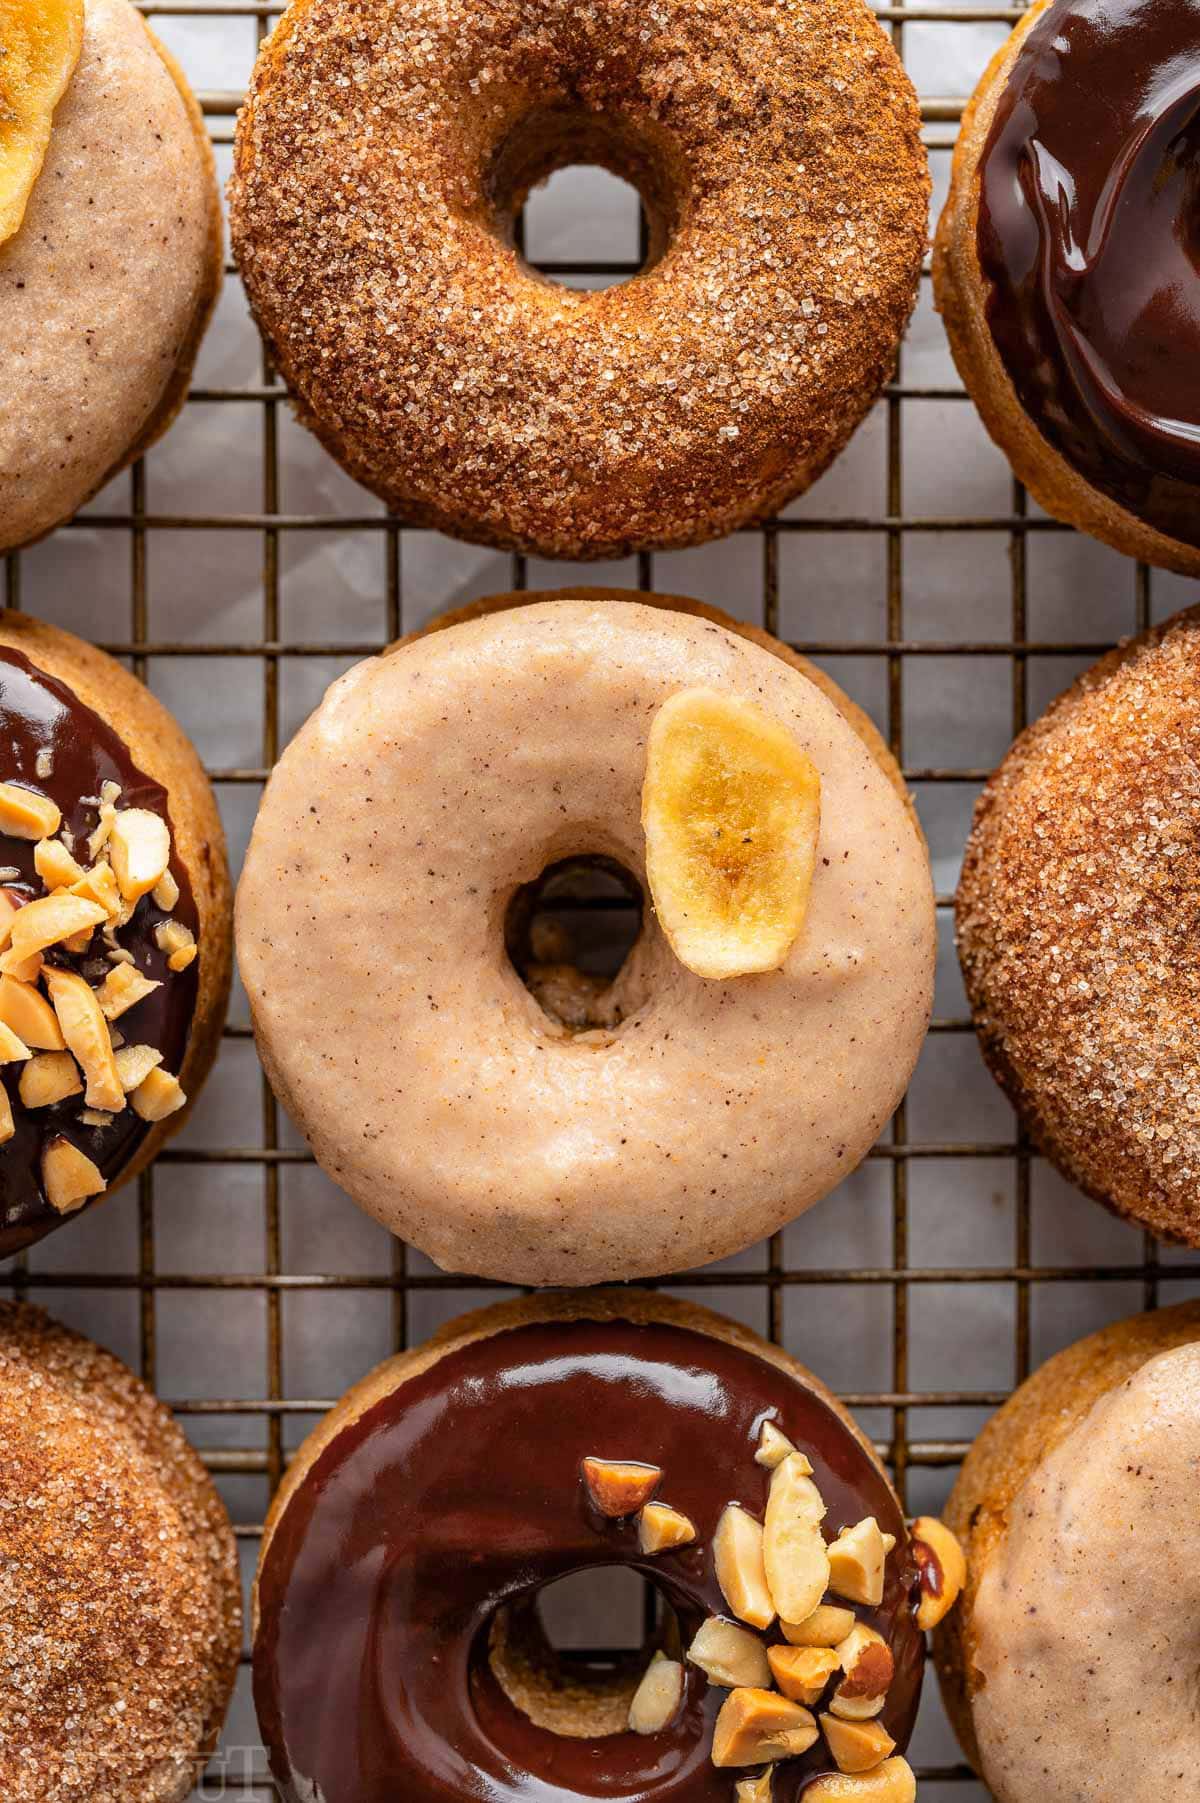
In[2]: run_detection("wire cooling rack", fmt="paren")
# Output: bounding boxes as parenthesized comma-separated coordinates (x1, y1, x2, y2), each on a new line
(5, 3, 1198, 1797)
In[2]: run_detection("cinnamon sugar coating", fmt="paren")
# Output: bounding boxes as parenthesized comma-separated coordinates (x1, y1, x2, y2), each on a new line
(0, 1305, 241, 1803)
(229, 0, 928, 559)
(957, 607, 1200, 1243)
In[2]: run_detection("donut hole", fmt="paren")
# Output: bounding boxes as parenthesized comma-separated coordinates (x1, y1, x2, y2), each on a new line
(488, 108, 683, 291)
(486, 1567, 679, 1740)
(505, 855, 645, 1030)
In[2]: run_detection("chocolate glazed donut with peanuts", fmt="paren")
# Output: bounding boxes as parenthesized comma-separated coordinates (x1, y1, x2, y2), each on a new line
(253, 1291, 965, 1803)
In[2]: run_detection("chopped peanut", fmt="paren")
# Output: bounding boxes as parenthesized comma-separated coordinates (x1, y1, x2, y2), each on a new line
(42, 1136, 106, 1214)
(43, 967, 123, 1112)
(20, 1051, 82, 1109)
(129, 1066, 186, 1122)
(0, 782, 60, 841)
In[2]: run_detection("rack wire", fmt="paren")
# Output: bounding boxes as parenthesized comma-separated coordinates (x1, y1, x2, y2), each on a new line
(3, 3, 1190, 1796)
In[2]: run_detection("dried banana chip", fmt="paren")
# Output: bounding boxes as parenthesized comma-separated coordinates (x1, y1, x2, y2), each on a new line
(0, 0, 83, 246)
(642, 687, 821, 979)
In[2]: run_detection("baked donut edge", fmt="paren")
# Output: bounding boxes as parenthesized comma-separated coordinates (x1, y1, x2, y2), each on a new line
(0, 609, 233, 1194)
(932, 0, 1200, 577)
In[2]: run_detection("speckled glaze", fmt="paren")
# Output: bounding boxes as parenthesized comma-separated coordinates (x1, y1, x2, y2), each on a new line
(0, 0, 221, 553)
(968, 1343, 1200, 1800)
(235, 599, 935, 1285)
(229, 0, 928, 559)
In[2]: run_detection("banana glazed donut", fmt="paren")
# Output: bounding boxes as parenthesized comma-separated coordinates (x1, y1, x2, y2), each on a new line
(0, 0, 222, 553)
(935, 0, 1200, 572)
(235, 592, 934, 1286)
(254, 1291, 963, 1803)
(228, 0, 929, 559)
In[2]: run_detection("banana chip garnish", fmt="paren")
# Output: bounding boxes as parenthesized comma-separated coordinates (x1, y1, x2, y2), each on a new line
(642, 687, 821, 980)
(0, 0, 83, 247)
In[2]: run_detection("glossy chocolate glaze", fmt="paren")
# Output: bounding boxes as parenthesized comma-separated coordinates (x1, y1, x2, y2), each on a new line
(0, 649, 198, 1258)
(977, 0, 1200, 546)
(255, 1319, 924, 1803)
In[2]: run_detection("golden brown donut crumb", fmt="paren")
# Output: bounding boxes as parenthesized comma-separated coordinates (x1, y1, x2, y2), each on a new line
(957, 606, 1200, 1243)
(229, 0, 928, 559)
(0, 1304, 241, 1803)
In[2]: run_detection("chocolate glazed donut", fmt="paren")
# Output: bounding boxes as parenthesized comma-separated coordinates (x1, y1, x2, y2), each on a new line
(0, 613, 231, 1257)
(254, 1294, 958, 1802)
(934, 0, 1200, 574)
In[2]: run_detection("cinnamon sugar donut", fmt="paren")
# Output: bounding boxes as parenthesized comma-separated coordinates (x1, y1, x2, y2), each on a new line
(0, 612, 232, 1260)
(935, 1301, 1200, 1801)
(236, 591, 934, 1286)
(934, 0, 1200, 573)
(0, 0, 221, 554)
(255, 1290, 960, 1803)
(957, 606, 1200, 1244)
(228, 0, 928, 559)
(0, 1303, 241, 1803)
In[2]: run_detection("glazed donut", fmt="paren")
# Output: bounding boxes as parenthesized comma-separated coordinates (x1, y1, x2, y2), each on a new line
(935, 1300, 1200, 1801)
(0, 1302, 241, 1803)
(957, 606, 1200, 1244)
(235, 591, 934, 1285)
(228, 0, 928, 559)
(0, 612, 232, 1260)
(934, 0, 1200, 573)
(256, 1290, 961, 1803)
(0, 0, 221, 554)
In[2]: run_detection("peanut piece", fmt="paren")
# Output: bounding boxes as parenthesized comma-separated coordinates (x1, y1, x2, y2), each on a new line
(0, 782, 60, 840)
(0, 974, 64, 1050)
(818, 1720, 900, 1781)
(42, 1136, 105, 1214)
(830, 1626, 894, 1721)
(767, 1644, 840, 1706)
(129, 1066, 186, 1122)
(43, 967, 123, 1112)
(686, 1618, 772, 1691)
(581, 1457, 662, 1517)
(764, 1453, 830, 1626)
(711, 1689, 818, 1767)
(108, 808, 171, 903)
(714, 1504, 775, 1631)
(781, 1605, 857, 1649)
(8, 894, 105, 963)
(911, 1516, 967, 1632)
(638, 1502, 696, 1555)
(756, 1421, 806, 1471)
(628, 1654, 683, 1735)
(827, 1519, 890, 1609)
(20, 1051, 82, 1109)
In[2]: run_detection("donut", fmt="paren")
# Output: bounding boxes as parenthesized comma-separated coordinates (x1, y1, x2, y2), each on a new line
(0, 1302, 241, 1803)
(957, 605, 1200, 1245)
(235, 591, 934, 1286)
(934, 0, 1200, 574)
(255, 1289, 963, 1803)
(227, 0, 928, 559)
(0, 612, 232, 1260)
(0, 0, 222, 554)
(934, 1300, 1200, 1801)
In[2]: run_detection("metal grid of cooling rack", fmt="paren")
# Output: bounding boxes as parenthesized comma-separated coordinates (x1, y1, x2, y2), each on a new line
(3, 3, 1197, 1796)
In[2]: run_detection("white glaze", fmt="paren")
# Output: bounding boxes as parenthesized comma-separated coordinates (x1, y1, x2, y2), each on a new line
(972, 1343, 1200, 1800)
